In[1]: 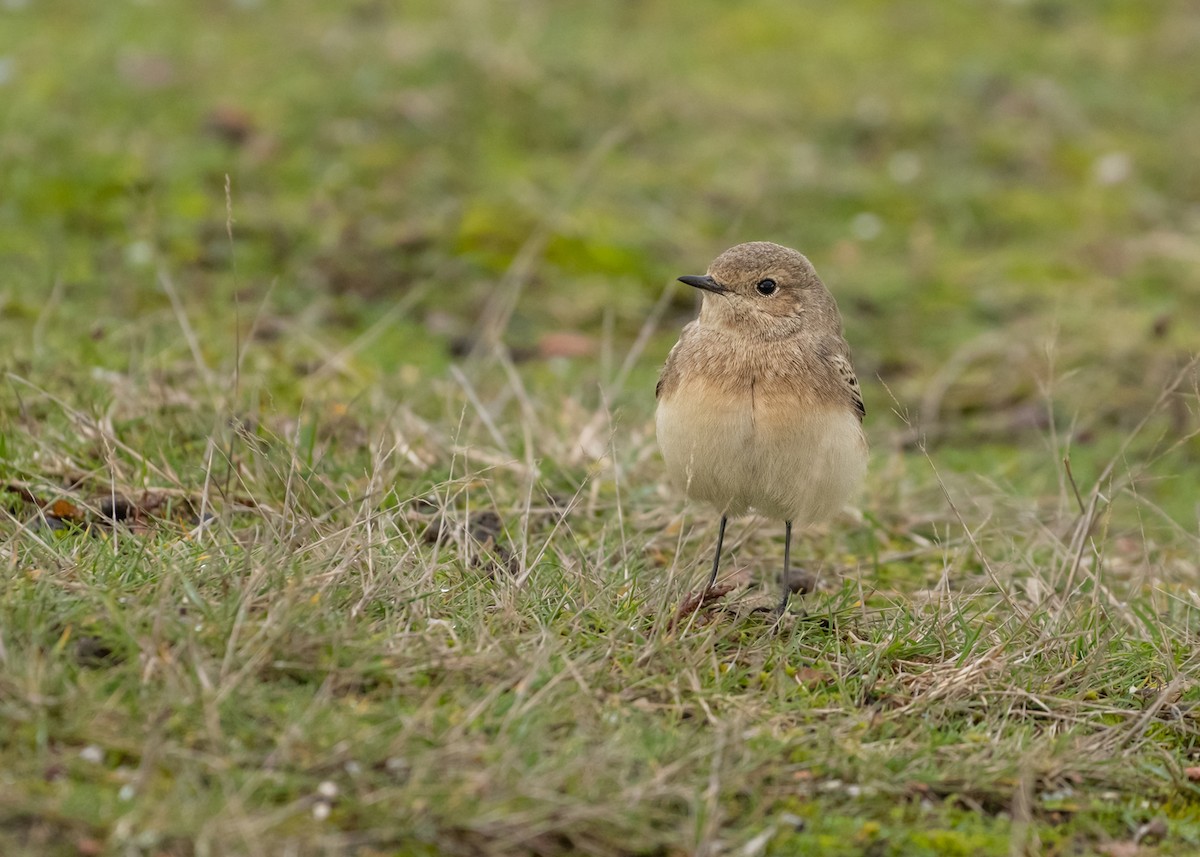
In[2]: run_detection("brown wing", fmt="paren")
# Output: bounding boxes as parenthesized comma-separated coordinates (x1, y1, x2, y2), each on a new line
(656, 321, 698, 401)
(828, 350, 865, 422)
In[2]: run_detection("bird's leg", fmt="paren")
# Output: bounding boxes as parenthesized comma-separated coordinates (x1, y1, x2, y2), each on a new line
(776, 520, 793, 615)
(705, 515, 728, 591)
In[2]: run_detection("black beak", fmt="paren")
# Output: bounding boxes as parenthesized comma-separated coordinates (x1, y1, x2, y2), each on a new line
(677, 274, 727, 295)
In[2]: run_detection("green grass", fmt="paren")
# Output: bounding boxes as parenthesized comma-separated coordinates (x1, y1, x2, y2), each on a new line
(3, 1, 1200, 855)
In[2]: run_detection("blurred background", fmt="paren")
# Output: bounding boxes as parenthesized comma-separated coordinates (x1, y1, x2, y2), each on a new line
(1, 0, 1198, 513)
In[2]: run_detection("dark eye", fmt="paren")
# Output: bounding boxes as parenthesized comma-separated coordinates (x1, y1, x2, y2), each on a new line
(756, 278, 777, 295)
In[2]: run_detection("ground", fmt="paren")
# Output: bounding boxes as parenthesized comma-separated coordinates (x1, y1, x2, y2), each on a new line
(2, 1, 1200, 855)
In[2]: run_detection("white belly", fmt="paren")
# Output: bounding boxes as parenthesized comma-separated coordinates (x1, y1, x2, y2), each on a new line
(656, 385, 867, 526)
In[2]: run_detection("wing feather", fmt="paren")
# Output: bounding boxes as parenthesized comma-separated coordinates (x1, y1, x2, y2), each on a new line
(828, 351, 865, 421)
(656, 321, 698, 401)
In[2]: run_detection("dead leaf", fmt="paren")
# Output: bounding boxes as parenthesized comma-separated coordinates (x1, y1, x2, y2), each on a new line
(116, 53, 175, 90)
(76, 838, 104, 857)
(793, 667, 830, 688)
(538, 331, 596, 359)
(646, 548, 671, 568)
(3, 482, 40, 505)
(5, 479, 227, 536)
(904, 780, 933, 799)
(50, 499, 84, 521)
(204, 105, 256, 146)
(670, 583, 736, 629)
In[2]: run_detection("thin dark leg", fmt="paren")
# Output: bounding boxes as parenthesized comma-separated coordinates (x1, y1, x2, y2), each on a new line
(705, 515, 728, 591)
(776, 520, 793, 615)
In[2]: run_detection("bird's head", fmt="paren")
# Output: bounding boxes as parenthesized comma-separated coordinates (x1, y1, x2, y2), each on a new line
(679, 241, 838, 339)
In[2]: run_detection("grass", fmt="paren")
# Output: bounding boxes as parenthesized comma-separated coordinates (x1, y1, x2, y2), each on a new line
(2, 0, 1200, 854)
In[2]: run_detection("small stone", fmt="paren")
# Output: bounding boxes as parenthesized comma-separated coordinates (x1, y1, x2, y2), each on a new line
(888, 151, 921, 183)
(779, 812, 805, 831)
(79, 745, 104, 764)
(1094, 152, 1132, 186)
(851, 212, 883, 241)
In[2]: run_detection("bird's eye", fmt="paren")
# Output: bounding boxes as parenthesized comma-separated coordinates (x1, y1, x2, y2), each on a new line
(756, 279, 777, 295)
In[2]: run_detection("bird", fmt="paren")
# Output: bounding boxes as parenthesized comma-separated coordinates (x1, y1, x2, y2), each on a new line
(655, 241, 867, 614)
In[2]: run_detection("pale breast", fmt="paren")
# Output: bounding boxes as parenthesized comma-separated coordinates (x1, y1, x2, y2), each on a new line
(656, 379, 757, 518)
(656, 375, 867, 525)
(748, 400, 867, 524)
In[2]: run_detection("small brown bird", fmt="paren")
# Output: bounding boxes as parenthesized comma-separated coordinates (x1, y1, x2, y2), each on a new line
(656, 242, 867, 613)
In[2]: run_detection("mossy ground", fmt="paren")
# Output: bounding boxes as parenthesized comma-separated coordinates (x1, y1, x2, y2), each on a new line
(2, 1, 1200, 855)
